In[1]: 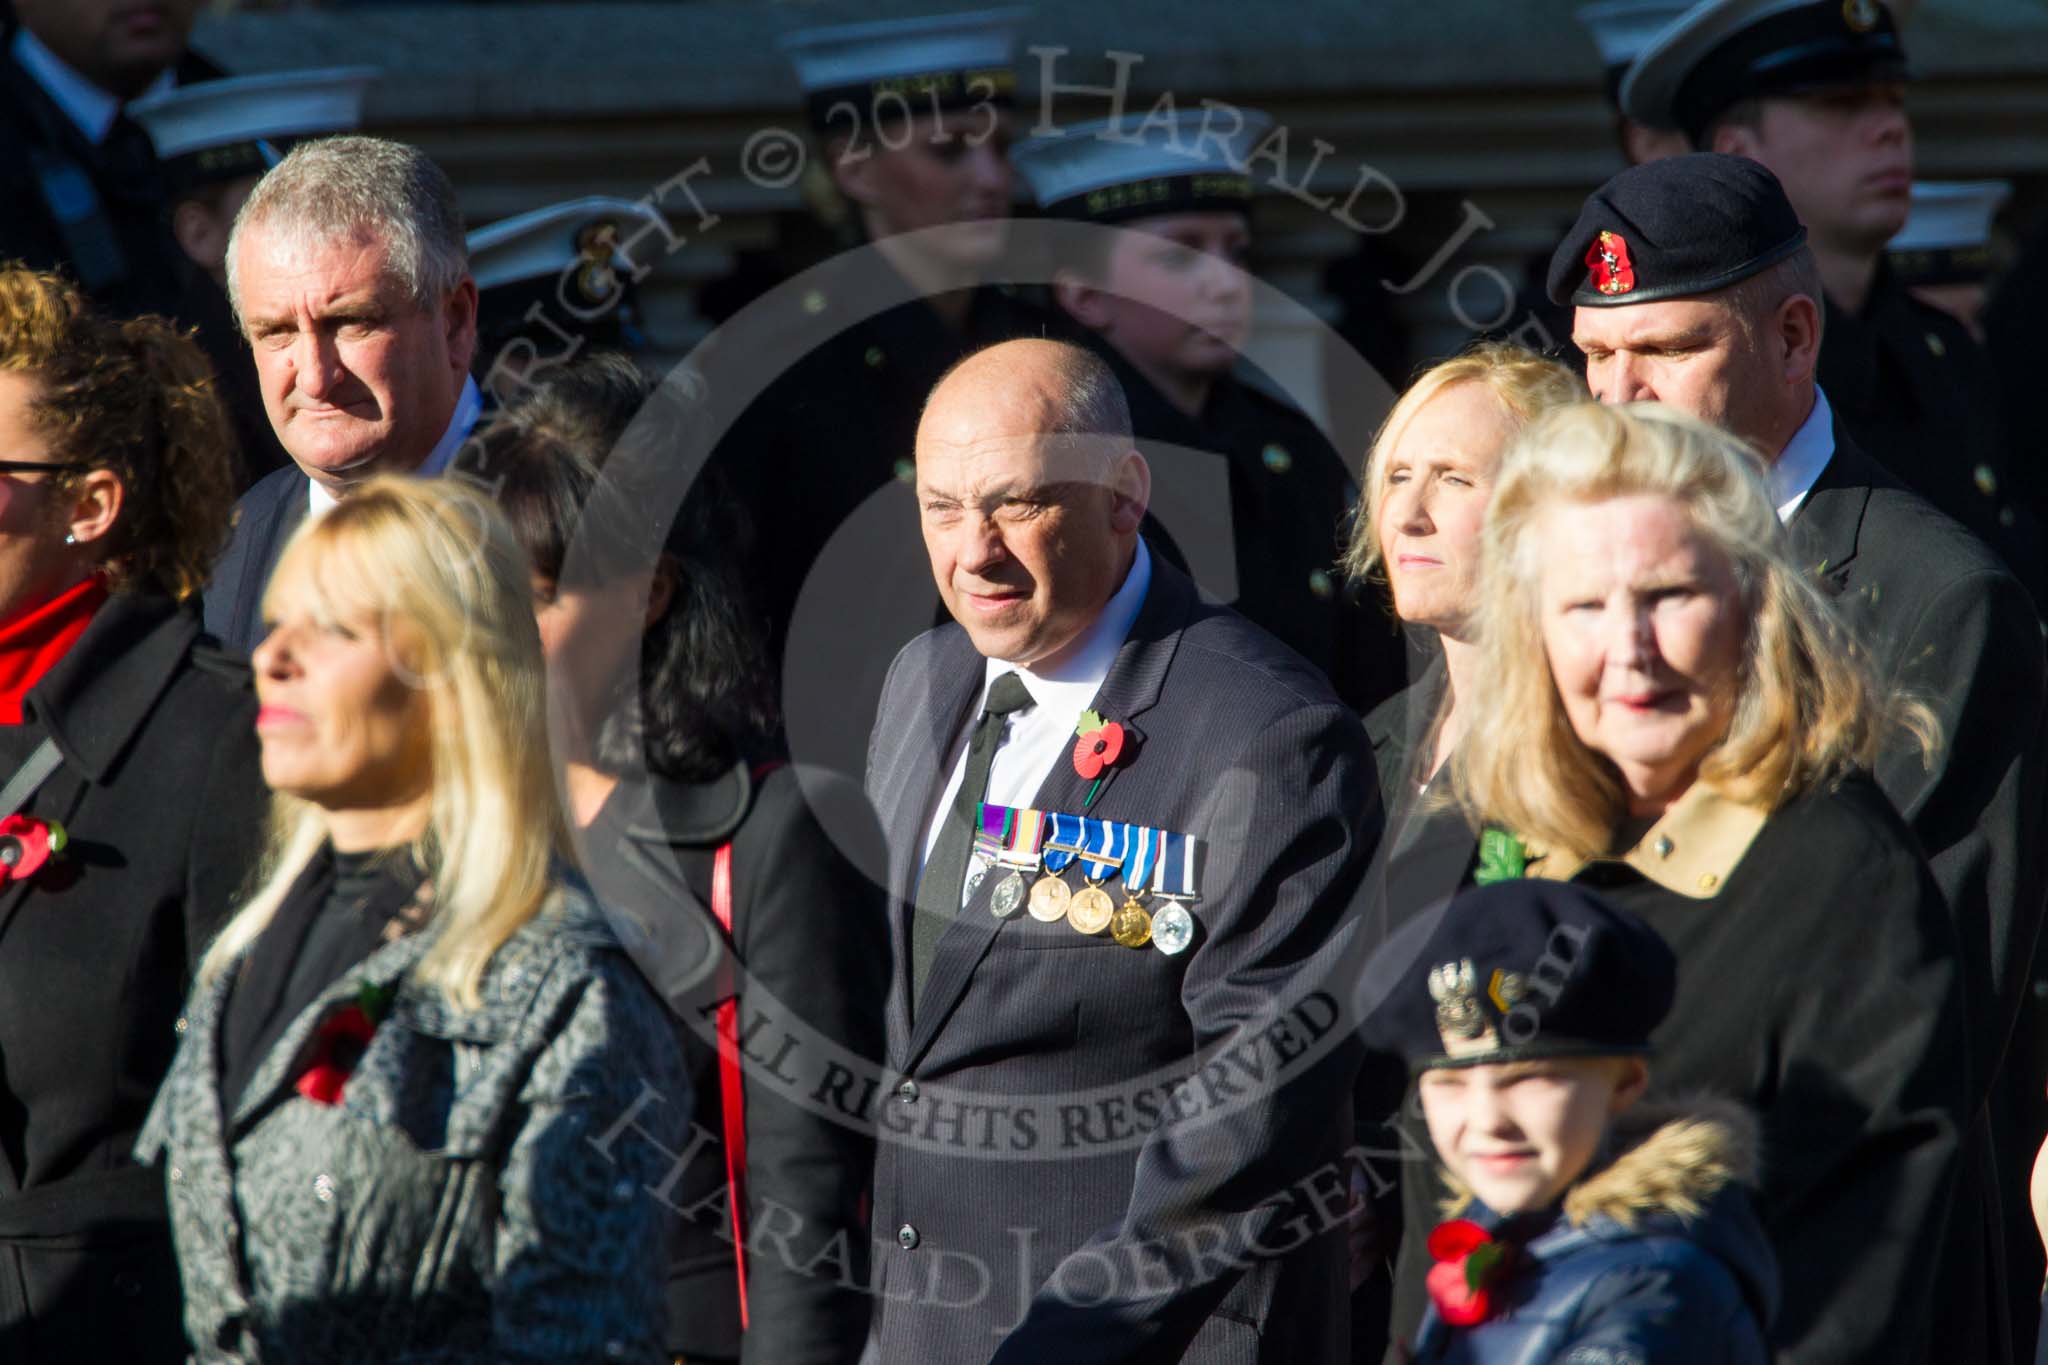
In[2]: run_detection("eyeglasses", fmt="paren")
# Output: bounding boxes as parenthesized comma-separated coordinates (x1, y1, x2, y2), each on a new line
(0, 460, 86, 478)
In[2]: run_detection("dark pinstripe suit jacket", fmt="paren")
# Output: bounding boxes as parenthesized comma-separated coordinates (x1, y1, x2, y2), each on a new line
(863, 552, 1381, 1364)
(201, 464, 308, 657)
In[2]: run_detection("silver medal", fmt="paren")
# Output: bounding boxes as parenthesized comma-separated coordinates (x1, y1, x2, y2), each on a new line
(1151, 903, 1195, 956)
(990, 870, 1026, 918)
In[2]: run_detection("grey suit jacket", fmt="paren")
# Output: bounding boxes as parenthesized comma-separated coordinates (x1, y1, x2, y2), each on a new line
(863, 552, 1380, 1365)
(202, 464, 308, 656)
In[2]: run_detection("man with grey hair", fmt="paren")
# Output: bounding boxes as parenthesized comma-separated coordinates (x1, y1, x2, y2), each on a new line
(203, 134, 481, 655)
(864, 336, 1376, 1363)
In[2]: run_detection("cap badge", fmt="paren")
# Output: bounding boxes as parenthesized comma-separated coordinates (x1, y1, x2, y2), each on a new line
(1587, 230, 1636, 296)
(1842, 0, 1882, 34)
(1428, 959, 1488, 1039)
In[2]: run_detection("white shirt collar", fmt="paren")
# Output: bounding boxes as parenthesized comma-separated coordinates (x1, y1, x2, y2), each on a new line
(11, 27, 173, 146)
(307, 375, 482, 516)
(1770, 387, 1835, 524)
(979, 538, 1152, 713)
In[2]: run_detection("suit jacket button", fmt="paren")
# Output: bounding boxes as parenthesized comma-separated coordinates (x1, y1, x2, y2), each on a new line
(897, 1079, 919, 1103)
(897, 1223, 920, 1250)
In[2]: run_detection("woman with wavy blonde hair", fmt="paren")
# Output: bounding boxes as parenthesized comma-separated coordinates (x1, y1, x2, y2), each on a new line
(0, 267, 265, 1363)
(1377, 400, 1975, 1356)
(139, 476, 688, 1363)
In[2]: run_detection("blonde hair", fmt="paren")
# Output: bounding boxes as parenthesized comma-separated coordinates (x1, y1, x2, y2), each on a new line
(199, 476, 568, 1008)
(1344, 342, 1586, 586)
(1452, 401, 1935, 861)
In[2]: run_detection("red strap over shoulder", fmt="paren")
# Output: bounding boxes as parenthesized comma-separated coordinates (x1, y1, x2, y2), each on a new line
(712, 840, 750, 1330)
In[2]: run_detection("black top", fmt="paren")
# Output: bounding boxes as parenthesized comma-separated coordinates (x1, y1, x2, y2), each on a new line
(218, 847, 422, 1113)
(1817, 267, 2046, 604)
(1382, 777, 1973, 1363)
(1085, 338, 1407, 714)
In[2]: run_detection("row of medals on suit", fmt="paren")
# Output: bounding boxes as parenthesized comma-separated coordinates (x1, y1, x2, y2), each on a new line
(966, 804, 1197, 955)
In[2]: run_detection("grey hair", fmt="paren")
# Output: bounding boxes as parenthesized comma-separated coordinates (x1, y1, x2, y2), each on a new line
(1718, 245, 1826, 348)
(225, 135, 469, 323)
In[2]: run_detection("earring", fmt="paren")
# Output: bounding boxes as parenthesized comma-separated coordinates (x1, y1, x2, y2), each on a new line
(62, 533, 75, 547)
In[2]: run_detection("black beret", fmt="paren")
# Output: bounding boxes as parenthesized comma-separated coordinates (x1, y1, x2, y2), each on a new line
(1357, 880, 1677, 1071)
(1622, 0, 1910, 144)
(1546, 152, 1807, 308)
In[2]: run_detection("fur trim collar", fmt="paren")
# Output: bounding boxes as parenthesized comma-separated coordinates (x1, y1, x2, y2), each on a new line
(1439, 1093, 1760, 1228)
(1561, 1094, 1759, 1230)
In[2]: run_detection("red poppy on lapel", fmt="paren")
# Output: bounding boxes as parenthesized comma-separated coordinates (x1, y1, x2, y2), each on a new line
(294, 981, 396, 1106)
(0, 814, 66, 883)
(1072, 717, 1126, 781)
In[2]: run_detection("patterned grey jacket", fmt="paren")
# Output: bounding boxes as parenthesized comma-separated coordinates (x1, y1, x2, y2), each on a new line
(135, 876, 692, 1363)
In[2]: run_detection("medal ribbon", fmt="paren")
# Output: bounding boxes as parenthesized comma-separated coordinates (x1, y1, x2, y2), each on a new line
(974, 802, 1013, 862)
(1121, 825, 1160, 899)
(1078, 819, 1130, 883)
(1042, 812, 1083, 873)
(1151, 829, 1198, 899)
(999, 807, 1045, 870)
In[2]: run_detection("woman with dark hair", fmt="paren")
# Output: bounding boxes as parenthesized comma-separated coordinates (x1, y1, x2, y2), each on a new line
(0, 267, 266, 1361)
(478, 354, 888, 1365)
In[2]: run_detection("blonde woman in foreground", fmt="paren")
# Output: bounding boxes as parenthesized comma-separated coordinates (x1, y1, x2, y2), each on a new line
(138, 477, 688, 1363)
(1378, 400, 1974, 1362)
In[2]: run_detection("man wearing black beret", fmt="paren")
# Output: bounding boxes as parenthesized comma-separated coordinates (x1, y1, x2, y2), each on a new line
(1619, 0, 2044, 597)
(1553, 149, 2046, 1364)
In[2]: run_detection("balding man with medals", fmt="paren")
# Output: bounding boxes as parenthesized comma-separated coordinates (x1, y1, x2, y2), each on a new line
(863, 337, 1379, 1363)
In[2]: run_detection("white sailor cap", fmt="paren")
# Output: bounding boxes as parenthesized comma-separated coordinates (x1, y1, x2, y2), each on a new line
(1888, 180, 2010, 287)
(1011, 108, 1273, 223)
(1575, 0, 1694, 104)
(130, 67, 377, 195)
(780, 9, 1023, 131)
(468, 197, 670, 306)
(1621, 0, 1908, 143)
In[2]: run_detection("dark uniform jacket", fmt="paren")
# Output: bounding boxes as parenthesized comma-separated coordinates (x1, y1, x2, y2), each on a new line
(582, 761, 888, 1365)
(1090, 343, 1405, 715)
(1382, 777, 1973, 1364)
(202, 462, 309, 656)
(0, 22, 212, 320)
(0, 592, 266, 1363)
(863, 553, 1380, 1364)
(1818, 267, 2045, 603)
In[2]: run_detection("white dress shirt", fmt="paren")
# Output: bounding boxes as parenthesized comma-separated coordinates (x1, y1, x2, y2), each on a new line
(307, 375, 482, 516)
(919, 540, 1154, 890)
(1770, 387, 1836, 524)
(11, 28, 173, 146)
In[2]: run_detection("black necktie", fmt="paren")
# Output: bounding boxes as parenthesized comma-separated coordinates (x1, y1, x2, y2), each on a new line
(911, 672, 1035, 1010)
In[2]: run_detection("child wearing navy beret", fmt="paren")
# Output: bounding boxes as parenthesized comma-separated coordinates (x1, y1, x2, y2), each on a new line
(1361, 879, 1777, 1362)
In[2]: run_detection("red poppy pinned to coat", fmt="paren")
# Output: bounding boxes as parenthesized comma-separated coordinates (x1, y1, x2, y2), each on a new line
(1586, 230, 1637, 296)
(1425, 1218, 1517, 1327)
(0, 814, 66, 883)
(295, 981, 396, 1106)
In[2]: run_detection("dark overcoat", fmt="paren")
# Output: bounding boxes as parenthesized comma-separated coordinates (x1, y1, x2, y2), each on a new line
(0, 592, 266, 1363)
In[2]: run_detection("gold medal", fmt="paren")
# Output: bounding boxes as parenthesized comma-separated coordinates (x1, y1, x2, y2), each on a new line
(1110, 899, 1153, 948)
(1027, 874, 1071, 922)
(1067, 885, 1115, 935)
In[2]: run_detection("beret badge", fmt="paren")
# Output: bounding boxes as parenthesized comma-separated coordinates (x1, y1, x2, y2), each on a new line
(1587, 230, 1637, 296)
(1428, 958, 1490, 1041)
(1842, 0, 1882, 34)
